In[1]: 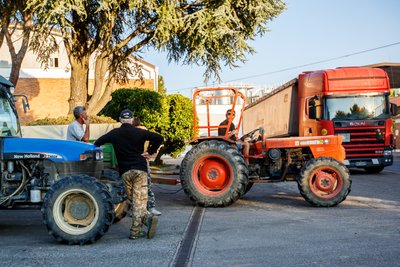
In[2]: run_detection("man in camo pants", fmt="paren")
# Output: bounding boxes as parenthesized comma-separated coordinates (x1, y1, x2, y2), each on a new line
(134, 118, 161, 216)
(95, 109, 163, 239)
(122, 169, 150, 238)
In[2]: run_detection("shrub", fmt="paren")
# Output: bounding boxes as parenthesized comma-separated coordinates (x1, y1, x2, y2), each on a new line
(27, 115, 116, 126)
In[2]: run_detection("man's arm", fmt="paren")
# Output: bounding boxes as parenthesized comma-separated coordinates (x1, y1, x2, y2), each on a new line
(145, 131, 164, 155)
(94, 132, 111, 147)
(81, 117, 90, 142)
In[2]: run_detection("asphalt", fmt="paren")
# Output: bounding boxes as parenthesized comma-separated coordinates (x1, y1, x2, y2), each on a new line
(0, 155, 399, 267)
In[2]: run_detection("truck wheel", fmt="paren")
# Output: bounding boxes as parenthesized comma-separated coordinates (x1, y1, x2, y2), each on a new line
(100, 169, 130, 223)
(180, 140, 248, 207)
(363, 166, 384, 174)
(42, 175, 115, 245)
(297, 157, 351, 207)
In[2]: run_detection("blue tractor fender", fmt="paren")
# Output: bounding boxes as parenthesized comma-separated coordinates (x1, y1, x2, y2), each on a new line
(2, 137, 102, 162)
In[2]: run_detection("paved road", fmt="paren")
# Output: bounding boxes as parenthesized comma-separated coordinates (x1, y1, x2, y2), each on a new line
(1, 161, 399, 267)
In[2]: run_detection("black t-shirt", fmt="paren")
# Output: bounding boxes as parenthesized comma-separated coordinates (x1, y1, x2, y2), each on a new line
(218, 119, 236, 141)
(94, 123, 164, 174)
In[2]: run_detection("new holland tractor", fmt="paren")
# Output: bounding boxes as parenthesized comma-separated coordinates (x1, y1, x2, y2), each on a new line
(179, 87, 351, 207)
(0, 75, 125, 245)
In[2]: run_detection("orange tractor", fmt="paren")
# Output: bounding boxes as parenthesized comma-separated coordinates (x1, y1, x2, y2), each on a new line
(179, 87, 351, 207)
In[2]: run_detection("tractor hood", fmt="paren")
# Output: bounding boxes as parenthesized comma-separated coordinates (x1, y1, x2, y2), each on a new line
(1, 137, 102, 162)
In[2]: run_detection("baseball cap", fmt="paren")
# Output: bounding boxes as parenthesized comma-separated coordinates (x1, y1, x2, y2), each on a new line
(120, 109, 133, 119)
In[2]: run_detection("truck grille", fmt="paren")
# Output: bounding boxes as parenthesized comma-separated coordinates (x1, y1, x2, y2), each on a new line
(335, 124, 385, 158)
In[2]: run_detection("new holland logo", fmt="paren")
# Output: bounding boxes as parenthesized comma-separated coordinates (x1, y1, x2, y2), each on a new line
(12, 153, 62, 159)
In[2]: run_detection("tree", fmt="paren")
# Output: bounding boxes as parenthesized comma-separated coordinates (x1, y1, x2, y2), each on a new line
(100, 88, 169, 130)
(0, 0, 34, 86)
(158, 75, 166, 95)
(28, 0, 286, 115)
(154, 94, 194, 164)
(100, 88, 193, 163)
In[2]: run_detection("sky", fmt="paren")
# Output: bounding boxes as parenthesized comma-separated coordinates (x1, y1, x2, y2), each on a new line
(143, 0, 400, 97)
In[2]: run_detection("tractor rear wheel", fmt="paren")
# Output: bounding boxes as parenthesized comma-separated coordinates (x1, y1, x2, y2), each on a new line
(297, 157, 351, 207)
(180, 140, 248, 207)
(243, 182, 254, 195)
(42, 175, 114, 245)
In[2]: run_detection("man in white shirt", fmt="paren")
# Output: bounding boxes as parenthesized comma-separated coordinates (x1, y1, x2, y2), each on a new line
(66, 106, 90, 142)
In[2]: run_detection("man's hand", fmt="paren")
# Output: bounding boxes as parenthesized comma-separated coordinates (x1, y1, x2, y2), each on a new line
(141, 151, 150, 159)
(83, 117, 90, 126)
(229, 129, 237, 136)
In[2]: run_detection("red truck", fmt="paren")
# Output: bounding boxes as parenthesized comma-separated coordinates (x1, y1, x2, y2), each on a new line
(243, 67, 398, 174)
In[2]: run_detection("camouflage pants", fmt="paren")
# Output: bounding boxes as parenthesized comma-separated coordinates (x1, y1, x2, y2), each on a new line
(122, 169, 148, 237)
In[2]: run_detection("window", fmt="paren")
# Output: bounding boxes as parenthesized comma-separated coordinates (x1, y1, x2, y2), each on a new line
(49, 58, 59, 68)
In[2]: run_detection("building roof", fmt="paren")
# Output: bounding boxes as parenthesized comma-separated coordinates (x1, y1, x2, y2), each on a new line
(362, 62, 400, 89)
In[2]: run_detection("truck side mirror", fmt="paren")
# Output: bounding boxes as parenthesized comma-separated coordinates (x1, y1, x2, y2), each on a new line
(14, 94, 30, 113)
(309, 105, 317, 119)
(390, 103, 398, 116)
(308, 97, 318, 119)
(308, 95, 323, 120)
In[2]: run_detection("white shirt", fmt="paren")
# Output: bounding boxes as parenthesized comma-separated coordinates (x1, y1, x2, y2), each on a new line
(67, 120, 85, 141)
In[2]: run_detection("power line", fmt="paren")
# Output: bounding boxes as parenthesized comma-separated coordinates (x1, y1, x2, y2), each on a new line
(168, 41, 400, 93)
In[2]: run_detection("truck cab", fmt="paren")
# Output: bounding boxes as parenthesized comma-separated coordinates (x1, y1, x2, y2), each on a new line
(299, 67, 397, 173)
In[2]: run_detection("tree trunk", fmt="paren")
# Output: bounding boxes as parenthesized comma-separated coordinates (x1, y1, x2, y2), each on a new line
(153, 147, 165, 166)
(88, 76, 115, 115)
(5, 17, 32, 86)
(68, 56, 90, 114)
(0, 25, 7, 48)
(86, 52, 109, 114)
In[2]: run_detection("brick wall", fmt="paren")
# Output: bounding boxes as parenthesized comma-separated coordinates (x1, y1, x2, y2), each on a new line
(15, 78, 155, 124)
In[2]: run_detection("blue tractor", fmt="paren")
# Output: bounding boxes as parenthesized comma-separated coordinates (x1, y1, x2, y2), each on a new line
(0, 75, 123, 245)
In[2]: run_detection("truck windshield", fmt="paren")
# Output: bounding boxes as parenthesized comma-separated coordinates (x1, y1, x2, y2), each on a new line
(0, 94, 21, 137)
(325, 95, 389, 120)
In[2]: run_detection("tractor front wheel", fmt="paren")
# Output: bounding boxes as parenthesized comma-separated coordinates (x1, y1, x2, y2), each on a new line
(180, 140, 248, 207)
(42, 175, 114, 245)
(297, 157, 351, 207)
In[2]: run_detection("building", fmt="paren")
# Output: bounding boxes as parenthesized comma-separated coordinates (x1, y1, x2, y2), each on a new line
(389, 96, 400, 149)
(0, 26, 158, 124)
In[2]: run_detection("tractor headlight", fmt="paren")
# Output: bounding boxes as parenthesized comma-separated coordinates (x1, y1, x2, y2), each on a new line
(80, 150, 103, 161)
(95, 151, 103, 160)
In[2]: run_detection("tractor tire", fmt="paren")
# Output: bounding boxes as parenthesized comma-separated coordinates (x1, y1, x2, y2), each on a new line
(100, 169, 130, 223)
(180, 140, 249, 207)
(41, 175, 115, 245)
(297, 157, 351, 207)
(243, 182, 254, 196)
(363, 166, 384, 174)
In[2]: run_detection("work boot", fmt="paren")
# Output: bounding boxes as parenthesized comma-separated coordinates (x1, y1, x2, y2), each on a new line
(129, 231, 146, 240)
(146, 214, 158, 239)
(149, 207, 162, 216)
